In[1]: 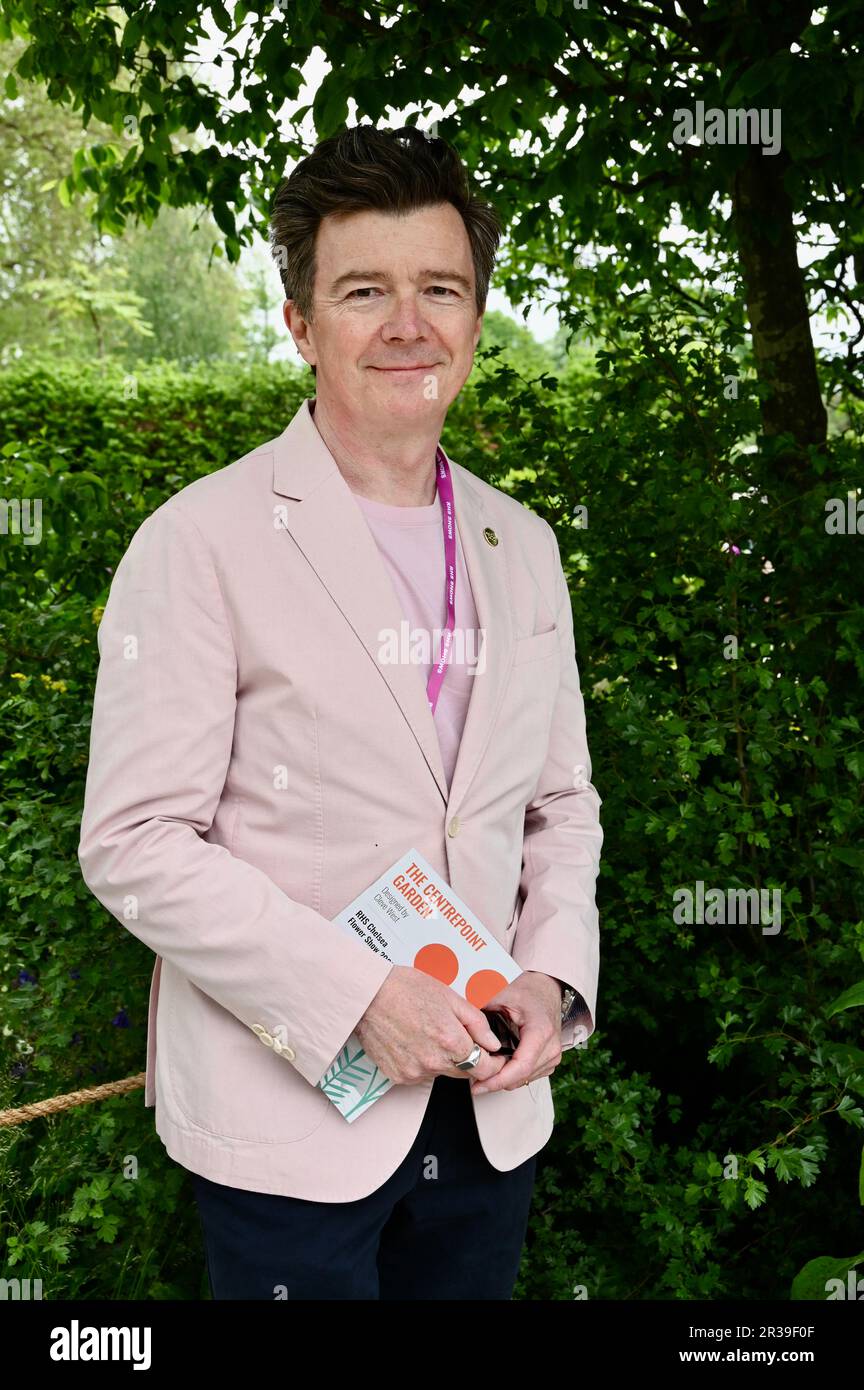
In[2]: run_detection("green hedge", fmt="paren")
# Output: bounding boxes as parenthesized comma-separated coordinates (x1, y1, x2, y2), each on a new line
(1, 334, 862, 1299)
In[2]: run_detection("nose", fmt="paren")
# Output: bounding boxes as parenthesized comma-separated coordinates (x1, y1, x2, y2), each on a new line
(381, 291, 431, 343)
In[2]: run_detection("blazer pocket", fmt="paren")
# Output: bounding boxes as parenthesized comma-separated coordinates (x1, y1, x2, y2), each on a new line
(512, 627, 559, 666)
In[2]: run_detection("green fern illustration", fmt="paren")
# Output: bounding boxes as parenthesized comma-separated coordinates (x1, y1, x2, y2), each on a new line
(317, 1036, 393, 1116)
(344, 1069, 393, 1119)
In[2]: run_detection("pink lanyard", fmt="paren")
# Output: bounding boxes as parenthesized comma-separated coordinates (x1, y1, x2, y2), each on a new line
(426, 446, 457, 716)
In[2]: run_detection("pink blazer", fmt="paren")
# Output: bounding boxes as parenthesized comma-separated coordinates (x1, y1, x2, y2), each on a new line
(78, 398, 603, 1201)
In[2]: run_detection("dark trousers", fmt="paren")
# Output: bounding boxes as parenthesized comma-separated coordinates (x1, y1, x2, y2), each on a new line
(188, 1074, 537, 1300)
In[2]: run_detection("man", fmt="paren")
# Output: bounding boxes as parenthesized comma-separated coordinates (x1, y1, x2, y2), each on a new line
(77, 125, 603, 1300)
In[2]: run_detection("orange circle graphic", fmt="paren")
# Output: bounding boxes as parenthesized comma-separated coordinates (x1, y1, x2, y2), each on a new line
(413, 943, 459, 985)
(465, 970, 510, 1009)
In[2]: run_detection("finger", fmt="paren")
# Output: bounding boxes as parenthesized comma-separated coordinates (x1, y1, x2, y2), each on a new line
(472, 1051, 509, 1081)
(469, 1029, 548, 1094)
(439, 1043, 512, 1083)
(470, 1064, 552, 1095)
(451, 994, 504, 1053)
(471, 1027, 562, 1093)
(436, 1022, 496, 1082)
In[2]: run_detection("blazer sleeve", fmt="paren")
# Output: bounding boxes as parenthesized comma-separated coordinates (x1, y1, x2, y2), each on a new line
(77, 500, 393, 1088)
(510, 518, 603, 1050)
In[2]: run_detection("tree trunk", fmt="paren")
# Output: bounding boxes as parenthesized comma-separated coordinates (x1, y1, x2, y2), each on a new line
(732, 147, 827, 450)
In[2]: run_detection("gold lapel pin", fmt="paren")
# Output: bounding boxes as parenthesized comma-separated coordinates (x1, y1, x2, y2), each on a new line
(483, 527, 498, 546)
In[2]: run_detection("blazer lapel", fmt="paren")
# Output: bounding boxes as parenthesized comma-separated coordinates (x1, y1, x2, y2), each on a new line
(445, 458, 514, 815)
(271, 399, 514, 816)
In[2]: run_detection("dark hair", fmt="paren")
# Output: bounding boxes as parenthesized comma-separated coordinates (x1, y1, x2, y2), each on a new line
(269, 125, 501, 324)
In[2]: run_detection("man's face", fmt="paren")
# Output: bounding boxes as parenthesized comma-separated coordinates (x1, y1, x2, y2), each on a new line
(283, 202, 483, 426)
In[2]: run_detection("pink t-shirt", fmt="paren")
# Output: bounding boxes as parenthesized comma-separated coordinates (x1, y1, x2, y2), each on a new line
(351, 489, 481, 790)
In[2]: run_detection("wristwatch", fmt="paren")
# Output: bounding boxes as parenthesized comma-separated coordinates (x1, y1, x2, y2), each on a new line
(559, 982, 586, 1026)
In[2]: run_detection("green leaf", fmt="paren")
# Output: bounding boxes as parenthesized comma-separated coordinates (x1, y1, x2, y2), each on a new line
(211, 200, 235, 237)
(743, 1176, 768, 1209)
(210, 0, 232, 33)
(826, 981, 864, 1019)
(313, 75, 349, 137)
(121, 16, 143, 50)
(791, 1253, 864, 1300)
(831, 847, 864, 868)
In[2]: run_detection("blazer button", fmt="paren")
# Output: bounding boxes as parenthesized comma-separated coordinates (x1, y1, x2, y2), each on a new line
(447, 815, 460, 837)
(274, 1042, 296, 1061)
(251, 1023, 270, 1041)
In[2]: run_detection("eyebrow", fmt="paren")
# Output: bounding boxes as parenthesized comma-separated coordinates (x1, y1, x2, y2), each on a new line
(329, 268, 474, 296)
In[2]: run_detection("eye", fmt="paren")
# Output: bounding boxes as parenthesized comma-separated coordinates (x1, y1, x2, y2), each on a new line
(346, 287, 381, 299)
(427, 285, 459, 297)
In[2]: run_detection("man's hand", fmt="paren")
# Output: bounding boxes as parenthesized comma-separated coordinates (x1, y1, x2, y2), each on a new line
(468, 971, 563, 1095)
(354, 965, 510, 1086)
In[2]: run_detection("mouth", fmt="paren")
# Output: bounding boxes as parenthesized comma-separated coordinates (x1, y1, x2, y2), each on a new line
(368, 364, 439, 374)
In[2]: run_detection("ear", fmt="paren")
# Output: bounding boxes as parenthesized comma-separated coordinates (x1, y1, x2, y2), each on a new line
(472, 309, 485, 351)
(283, 300, 317, 369)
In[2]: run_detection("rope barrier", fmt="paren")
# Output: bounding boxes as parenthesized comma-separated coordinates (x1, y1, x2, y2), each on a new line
(0, 1073, 146, 1128)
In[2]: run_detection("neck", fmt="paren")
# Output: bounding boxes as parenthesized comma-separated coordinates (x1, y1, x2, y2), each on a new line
(311, 394, 443, 506)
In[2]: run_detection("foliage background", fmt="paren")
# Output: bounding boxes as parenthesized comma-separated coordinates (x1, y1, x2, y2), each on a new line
(2, 338, 862, 1298)
(1, 0, 863, 1301)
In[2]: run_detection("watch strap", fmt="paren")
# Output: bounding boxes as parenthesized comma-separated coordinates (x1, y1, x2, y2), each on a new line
(560, 984, 588, 1026)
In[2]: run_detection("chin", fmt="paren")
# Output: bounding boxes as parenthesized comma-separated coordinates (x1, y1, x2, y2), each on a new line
(366, 367, 456, 414)
(367, 380, 440, 411)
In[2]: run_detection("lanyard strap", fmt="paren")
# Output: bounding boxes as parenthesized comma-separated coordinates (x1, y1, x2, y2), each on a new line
(426, 446, 457, 716)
